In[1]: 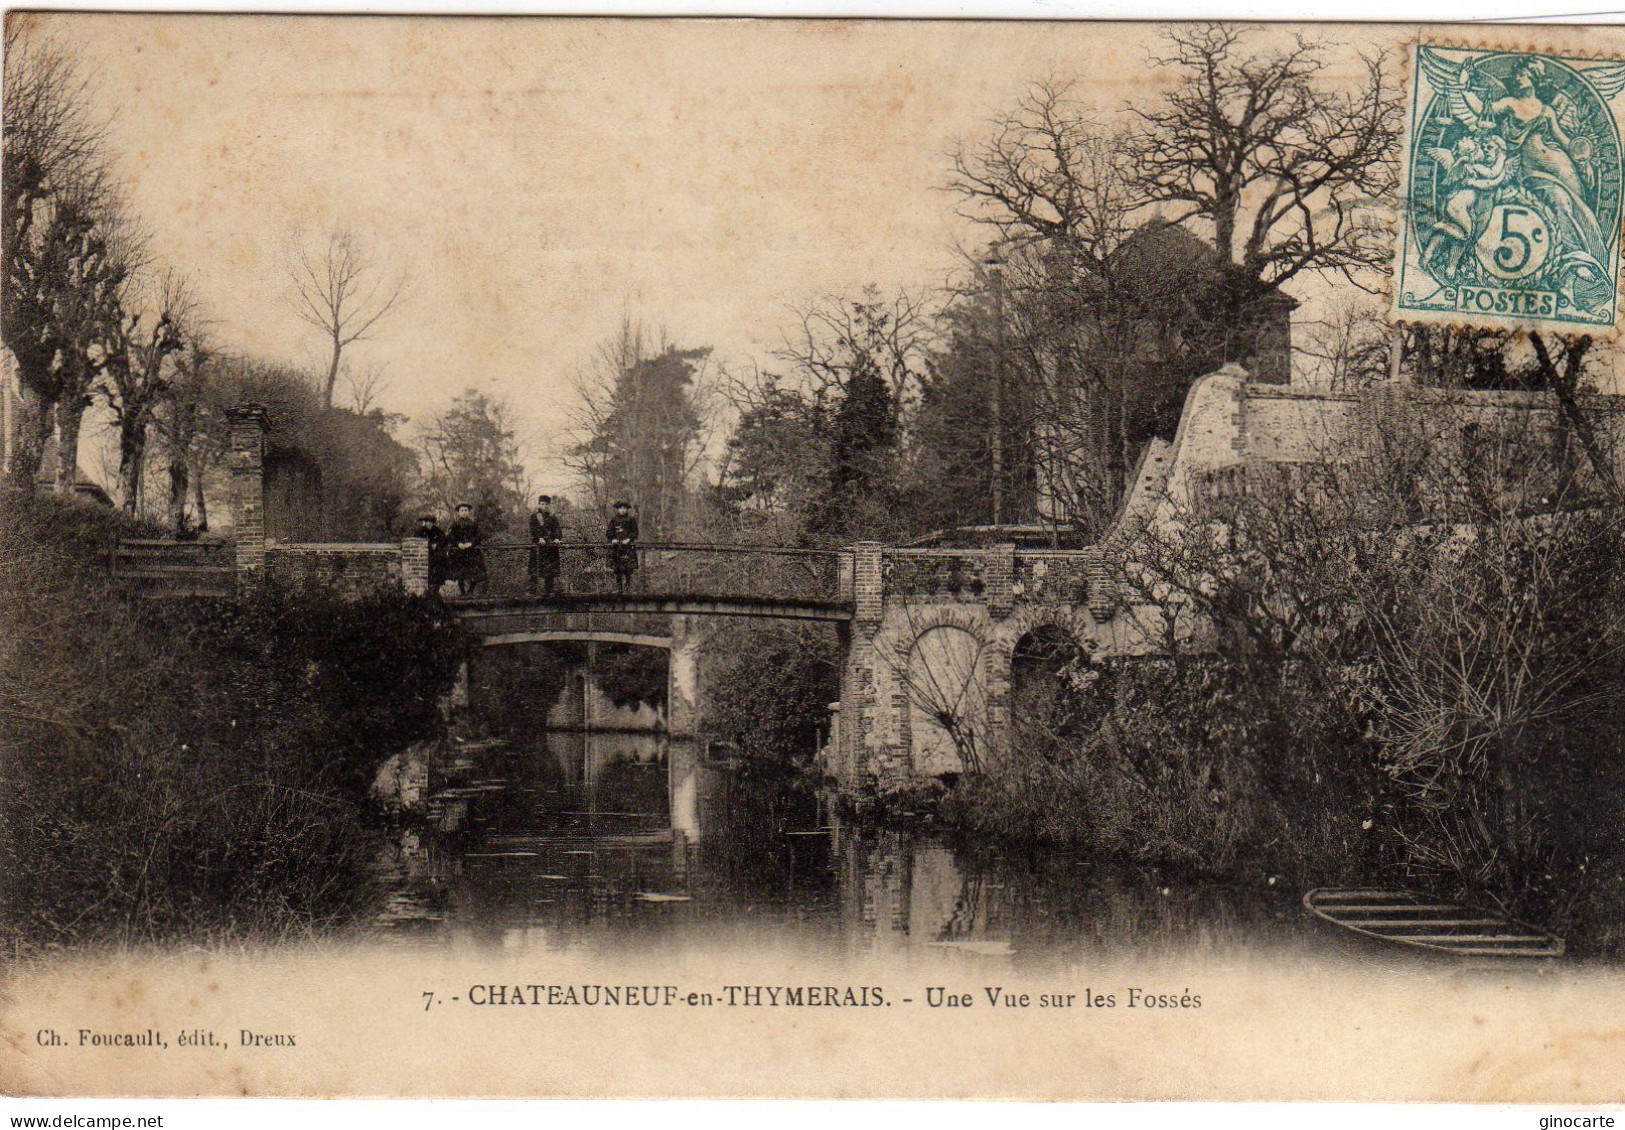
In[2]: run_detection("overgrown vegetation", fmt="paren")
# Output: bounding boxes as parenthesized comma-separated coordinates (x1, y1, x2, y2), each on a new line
(946, 397, 1625, 955)
(0, 491, 462, 950)
(704, 623, 840, 764)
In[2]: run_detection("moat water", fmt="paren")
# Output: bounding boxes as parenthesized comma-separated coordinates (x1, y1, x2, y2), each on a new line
(369, 728, 1318, 966)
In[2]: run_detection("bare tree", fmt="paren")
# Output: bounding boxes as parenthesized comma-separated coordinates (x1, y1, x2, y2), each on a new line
(2, 23, 110, 489)
(1128, 24, 1402, 291)
(774, 287, 934, 411)
(47, 197, 143, 495)
(950, 81, 1144, 263)
(99, 269, 193, 514)
(340, 360, 391, 416)
(285, 226, 407, 408)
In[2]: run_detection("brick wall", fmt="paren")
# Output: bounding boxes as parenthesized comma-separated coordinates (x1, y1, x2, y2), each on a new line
(853, 541, 883, 631)
(984, 543, 1015, 618)
(265, 543, 405, 595)
(401, 537, 429, 596)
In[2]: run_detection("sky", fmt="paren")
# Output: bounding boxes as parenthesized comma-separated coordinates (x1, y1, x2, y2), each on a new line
(27, 15, 1621, 494)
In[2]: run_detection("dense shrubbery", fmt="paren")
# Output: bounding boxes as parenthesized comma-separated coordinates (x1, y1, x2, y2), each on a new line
(945, 656, 1389, 885)
(593, 644, 669, 713)
(945, 407, 1625, 955)
(704, 624, 840, 763)
(0, 491, 462, 950)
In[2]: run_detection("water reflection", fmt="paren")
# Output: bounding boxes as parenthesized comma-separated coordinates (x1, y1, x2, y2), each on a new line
(371, 729, 1312, 964)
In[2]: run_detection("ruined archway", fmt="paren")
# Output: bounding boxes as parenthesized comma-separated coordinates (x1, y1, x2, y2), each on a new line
(905, 623, 988, 777)
(1010, 623, 1086, 734)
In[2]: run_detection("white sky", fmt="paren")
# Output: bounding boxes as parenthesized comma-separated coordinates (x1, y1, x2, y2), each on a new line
(30, 14, 1625, 493)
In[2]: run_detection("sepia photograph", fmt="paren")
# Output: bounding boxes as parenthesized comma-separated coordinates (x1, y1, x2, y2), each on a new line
(3, 10, 1625, 1102)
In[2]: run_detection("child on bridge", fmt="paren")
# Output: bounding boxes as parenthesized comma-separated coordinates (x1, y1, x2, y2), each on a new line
(606, 500, 639, 594)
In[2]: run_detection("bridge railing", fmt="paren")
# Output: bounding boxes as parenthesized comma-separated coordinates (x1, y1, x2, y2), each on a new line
(881, 547, 988, 598)
(473, 542, 850, 604)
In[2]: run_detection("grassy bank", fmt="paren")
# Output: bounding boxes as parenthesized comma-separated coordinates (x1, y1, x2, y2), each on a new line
(0, 490, 462, 951)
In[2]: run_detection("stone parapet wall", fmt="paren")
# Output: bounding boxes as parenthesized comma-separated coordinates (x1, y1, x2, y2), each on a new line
(881, 548, 987, 600)
(1012, 550, 1097, 608)
(265, 542, 405, 595)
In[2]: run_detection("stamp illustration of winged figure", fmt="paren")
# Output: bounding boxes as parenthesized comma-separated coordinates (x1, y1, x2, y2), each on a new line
(1398, 44, 1625, 331)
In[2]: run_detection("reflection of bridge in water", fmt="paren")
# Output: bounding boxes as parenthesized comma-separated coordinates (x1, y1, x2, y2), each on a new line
(375, 747, 1307, 960)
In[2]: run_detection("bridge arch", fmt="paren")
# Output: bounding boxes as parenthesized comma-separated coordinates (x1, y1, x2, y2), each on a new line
(1002, 609, 1097, 737)
(992, 605, 1098, 667)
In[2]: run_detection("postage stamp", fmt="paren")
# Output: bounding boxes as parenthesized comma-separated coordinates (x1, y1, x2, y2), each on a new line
(1394, 42, 1625, 334)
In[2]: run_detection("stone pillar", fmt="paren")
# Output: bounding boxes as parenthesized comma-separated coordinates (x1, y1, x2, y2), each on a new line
(667, 615, 702, 740)
(985, 543, 1016, 619)
(226, 405, 269, 584)
(401, 537, 429, 595)
(984, 644, 1012, 766)
(834, 545, 886, 794)
(853, 541, 883, 634)
(1084, 546, 1116, 621)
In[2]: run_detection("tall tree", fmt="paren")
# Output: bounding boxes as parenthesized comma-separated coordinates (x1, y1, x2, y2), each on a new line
(419, 389, 526, 536)
(153, 337, 221, 532)
(286, 226, 407, 409)
(99, 270, 192, 514)
(45, 197, 141, 495)
(909, 275, 1039, 534)
(769, 289, 931, 541)
(1, 24, 109, 489)
(717, 368, 830, 540)
(1128, 24, 1401, 292)
(567, 318, 710, 538)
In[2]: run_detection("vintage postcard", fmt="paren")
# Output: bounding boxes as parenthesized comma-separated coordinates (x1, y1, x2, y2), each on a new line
(5, 13, 1625, 1101)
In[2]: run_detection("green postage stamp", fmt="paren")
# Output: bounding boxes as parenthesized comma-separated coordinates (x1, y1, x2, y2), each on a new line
(1395, 43, 1625, 334)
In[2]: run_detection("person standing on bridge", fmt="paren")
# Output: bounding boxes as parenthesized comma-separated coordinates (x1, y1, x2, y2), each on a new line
(448, 502, 486, 597)
(528, 494, 564, 596)
(606, 500, 639, 594)
(416, 512, 447, 594)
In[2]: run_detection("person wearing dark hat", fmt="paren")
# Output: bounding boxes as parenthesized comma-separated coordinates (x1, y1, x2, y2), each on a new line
(528, 494, 564, 596)
(415, 512, 447, 594)
(605, 500, 639, 594)
(447, 502, 486, 596)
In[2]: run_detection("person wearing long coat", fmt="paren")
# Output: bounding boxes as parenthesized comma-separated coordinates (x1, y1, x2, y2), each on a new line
(605, 501, 639, 594)
(447, 503, 486, 596)
(528, 495, 564, 596)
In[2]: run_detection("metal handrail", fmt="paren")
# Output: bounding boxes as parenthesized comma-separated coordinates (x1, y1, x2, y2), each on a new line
(883, 547, 990, 559)
(480, 541, 844, 559)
